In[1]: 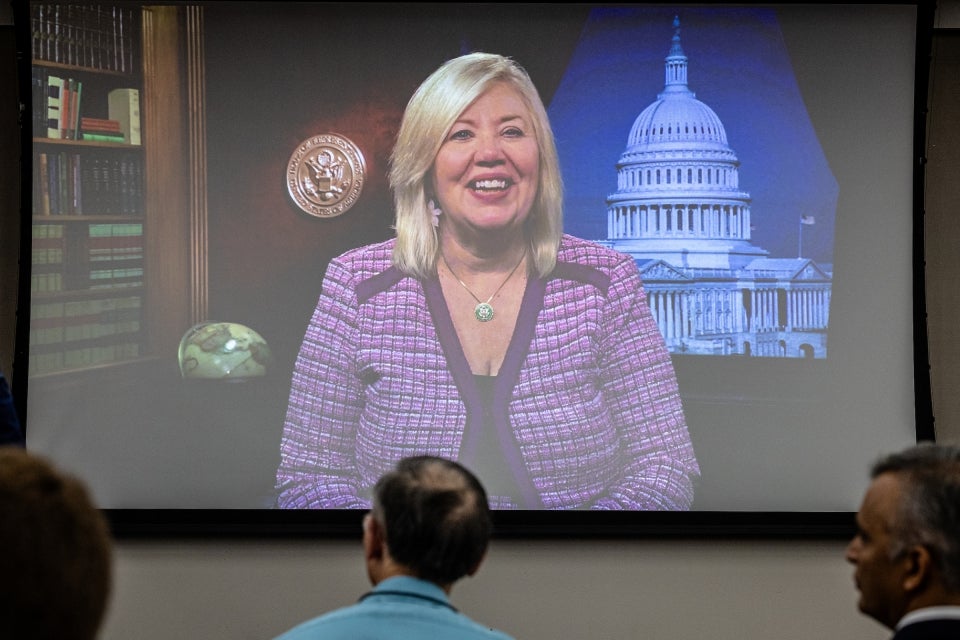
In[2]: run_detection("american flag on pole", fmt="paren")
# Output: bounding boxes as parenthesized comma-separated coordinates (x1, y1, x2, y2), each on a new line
(800, 215, 816, 225)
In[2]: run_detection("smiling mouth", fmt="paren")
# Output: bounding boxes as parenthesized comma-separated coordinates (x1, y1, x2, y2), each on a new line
(471, 179, 511, 192)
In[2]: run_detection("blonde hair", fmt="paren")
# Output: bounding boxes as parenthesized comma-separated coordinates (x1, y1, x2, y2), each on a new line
(388, 52, 564, 279)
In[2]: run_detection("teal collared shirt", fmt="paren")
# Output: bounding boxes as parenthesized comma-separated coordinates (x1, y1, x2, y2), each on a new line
(273, 575, 515, 640)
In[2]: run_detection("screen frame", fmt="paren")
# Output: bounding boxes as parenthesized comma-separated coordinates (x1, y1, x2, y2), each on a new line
(11, 0, 936, 539)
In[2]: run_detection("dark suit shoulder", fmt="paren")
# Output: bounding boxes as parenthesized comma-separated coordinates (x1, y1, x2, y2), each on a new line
(894, 618, 960, 640)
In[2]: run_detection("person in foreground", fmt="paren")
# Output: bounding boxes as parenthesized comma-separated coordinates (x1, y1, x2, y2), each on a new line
(274, 455, 514, 640)
(846, 442, 960, 639)
(0, 447, 113, 640)
(276, 51, 699, 510)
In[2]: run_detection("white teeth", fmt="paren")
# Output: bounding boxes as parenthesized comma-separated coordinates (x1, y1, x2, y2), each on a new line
(473, 179, 507, 190)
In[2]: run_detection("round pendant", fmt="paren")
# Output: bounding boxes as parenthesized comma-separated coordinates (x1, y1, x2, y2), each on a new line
(474, 302, 495, 322)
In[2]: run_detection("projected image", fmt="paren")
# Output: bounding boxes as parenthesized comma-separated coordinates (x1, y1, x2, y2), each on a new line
(23, 2, 920, 516)
(551, 7, 836, 358)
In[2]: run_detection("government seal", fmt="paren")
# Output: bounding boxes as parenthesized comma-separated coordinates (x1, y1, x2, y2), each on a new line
(286, 133, 366, 218)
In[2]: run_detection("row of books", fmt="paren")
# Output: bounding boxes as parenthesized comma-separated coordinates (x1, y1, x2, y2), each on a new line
(33, 67, 141, 144)
(30, 292, 143, 374)
(31, 342, 142, 376)
(30, 339, 142, 376)
(32, 222, 65, 267)
(29, 3, 146, 377)
(32, 68, 80, 140)
(32, 262, 143, 293)
(32, 223, 144, 293)
(87, 223, 144, 293)
(34, 150, 144, 216)
(31, 295, 142, 346)
(31, 3, 138, 73)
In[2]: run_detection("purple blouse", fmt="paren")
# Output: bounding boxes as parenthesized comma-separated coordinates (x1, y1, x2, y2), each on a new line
(276, 234, 700, 509)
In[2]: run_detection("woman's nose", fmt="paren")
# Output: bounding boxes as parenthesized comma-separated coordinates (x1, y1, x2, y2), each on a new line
(475, 133, 505, 164)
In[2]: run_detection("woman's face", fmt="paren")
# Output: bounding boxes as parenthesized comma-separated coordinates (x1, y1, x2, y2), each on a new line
(431, 82, 540, 245)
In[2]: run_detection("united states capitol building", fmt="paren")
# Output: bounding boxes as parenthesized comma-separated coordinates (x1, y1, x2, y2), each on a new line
(601, 18, 832, 358)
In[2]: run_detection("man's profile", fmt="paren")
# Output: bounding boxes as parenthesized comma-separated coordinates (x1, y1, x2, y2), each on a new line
(846, 442, 960, 639)
(274, 455, 514, 640)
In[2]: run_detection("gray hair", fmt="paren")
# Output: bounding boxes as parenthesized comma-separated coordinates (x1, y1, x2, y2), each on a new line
(371, 455, 492, 585)
(871, 442, 960, 592)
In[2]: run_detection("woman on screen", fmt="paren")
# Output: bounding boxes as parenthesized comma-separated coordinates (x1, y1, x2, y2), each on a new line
(275, 52, 699, 510)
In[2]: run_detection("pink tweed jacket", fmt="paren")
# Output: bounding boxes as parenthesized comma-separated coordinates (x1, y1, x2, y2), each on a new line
(276, 234, 699, 509)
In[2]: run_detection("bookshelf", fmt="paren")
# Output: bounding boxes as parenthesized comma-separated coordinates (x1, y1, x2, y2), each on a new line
(29, 3, 206, 378)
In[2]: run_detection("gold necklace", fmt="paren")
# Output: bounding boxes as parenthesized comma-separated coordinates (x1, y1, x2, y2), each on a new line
(441, 249, 526, 322)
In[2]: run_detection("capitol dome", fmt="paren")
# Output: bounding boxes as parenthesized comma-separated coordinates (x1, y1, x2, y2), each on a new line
(626, 90, 729, 152)
(621, 16, 734, 159)
(606, 15, 764, 271)
(595, 12, 830, 359)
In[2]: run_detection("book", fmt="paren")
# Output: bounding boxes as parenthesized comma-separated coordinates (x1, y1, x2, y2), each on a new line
(107, 88, 140, 145)
(81, 124, 122, 133)
(69, 153, 82, 214)
(46, 74, 63, 139)
(93, 4, 110, 70)
(32, 223, 64, 267)
(32, 4, 45, 61)
(50, 4, 61, 62)
(70, 80, 82, 140)
(63, 5, 75, 66)
(81, 132, 126, 143)
(58, 77, 83, 140)
(57, 151, 69, 215)
(47, 150, 60, 214)
(89, 157, 108, 213)
(37, 152, 51, 215)
(61, 77, 73, 139)
(80, 117, 122, 132)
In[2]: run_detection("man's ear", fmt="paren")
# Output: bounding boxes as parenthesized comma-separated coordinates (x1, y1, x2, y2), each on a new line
(363, 513, 384, 561)
(902, 544, 933, 593)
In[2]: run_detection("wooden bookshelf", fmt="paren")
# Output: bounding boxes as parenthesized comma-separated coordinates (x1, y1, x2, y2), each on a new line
(29, 3, 206, 377)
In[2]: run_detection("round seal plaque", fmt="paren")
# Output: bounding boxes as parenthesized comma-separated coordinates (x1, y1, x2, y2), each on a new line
(286, 133, 366, 218)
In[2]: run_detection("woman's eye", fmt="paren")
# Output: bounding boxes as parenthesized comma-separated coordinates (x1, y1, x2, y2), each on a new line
(449, 129, 473, 141)
(503, 127, 525, 138)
